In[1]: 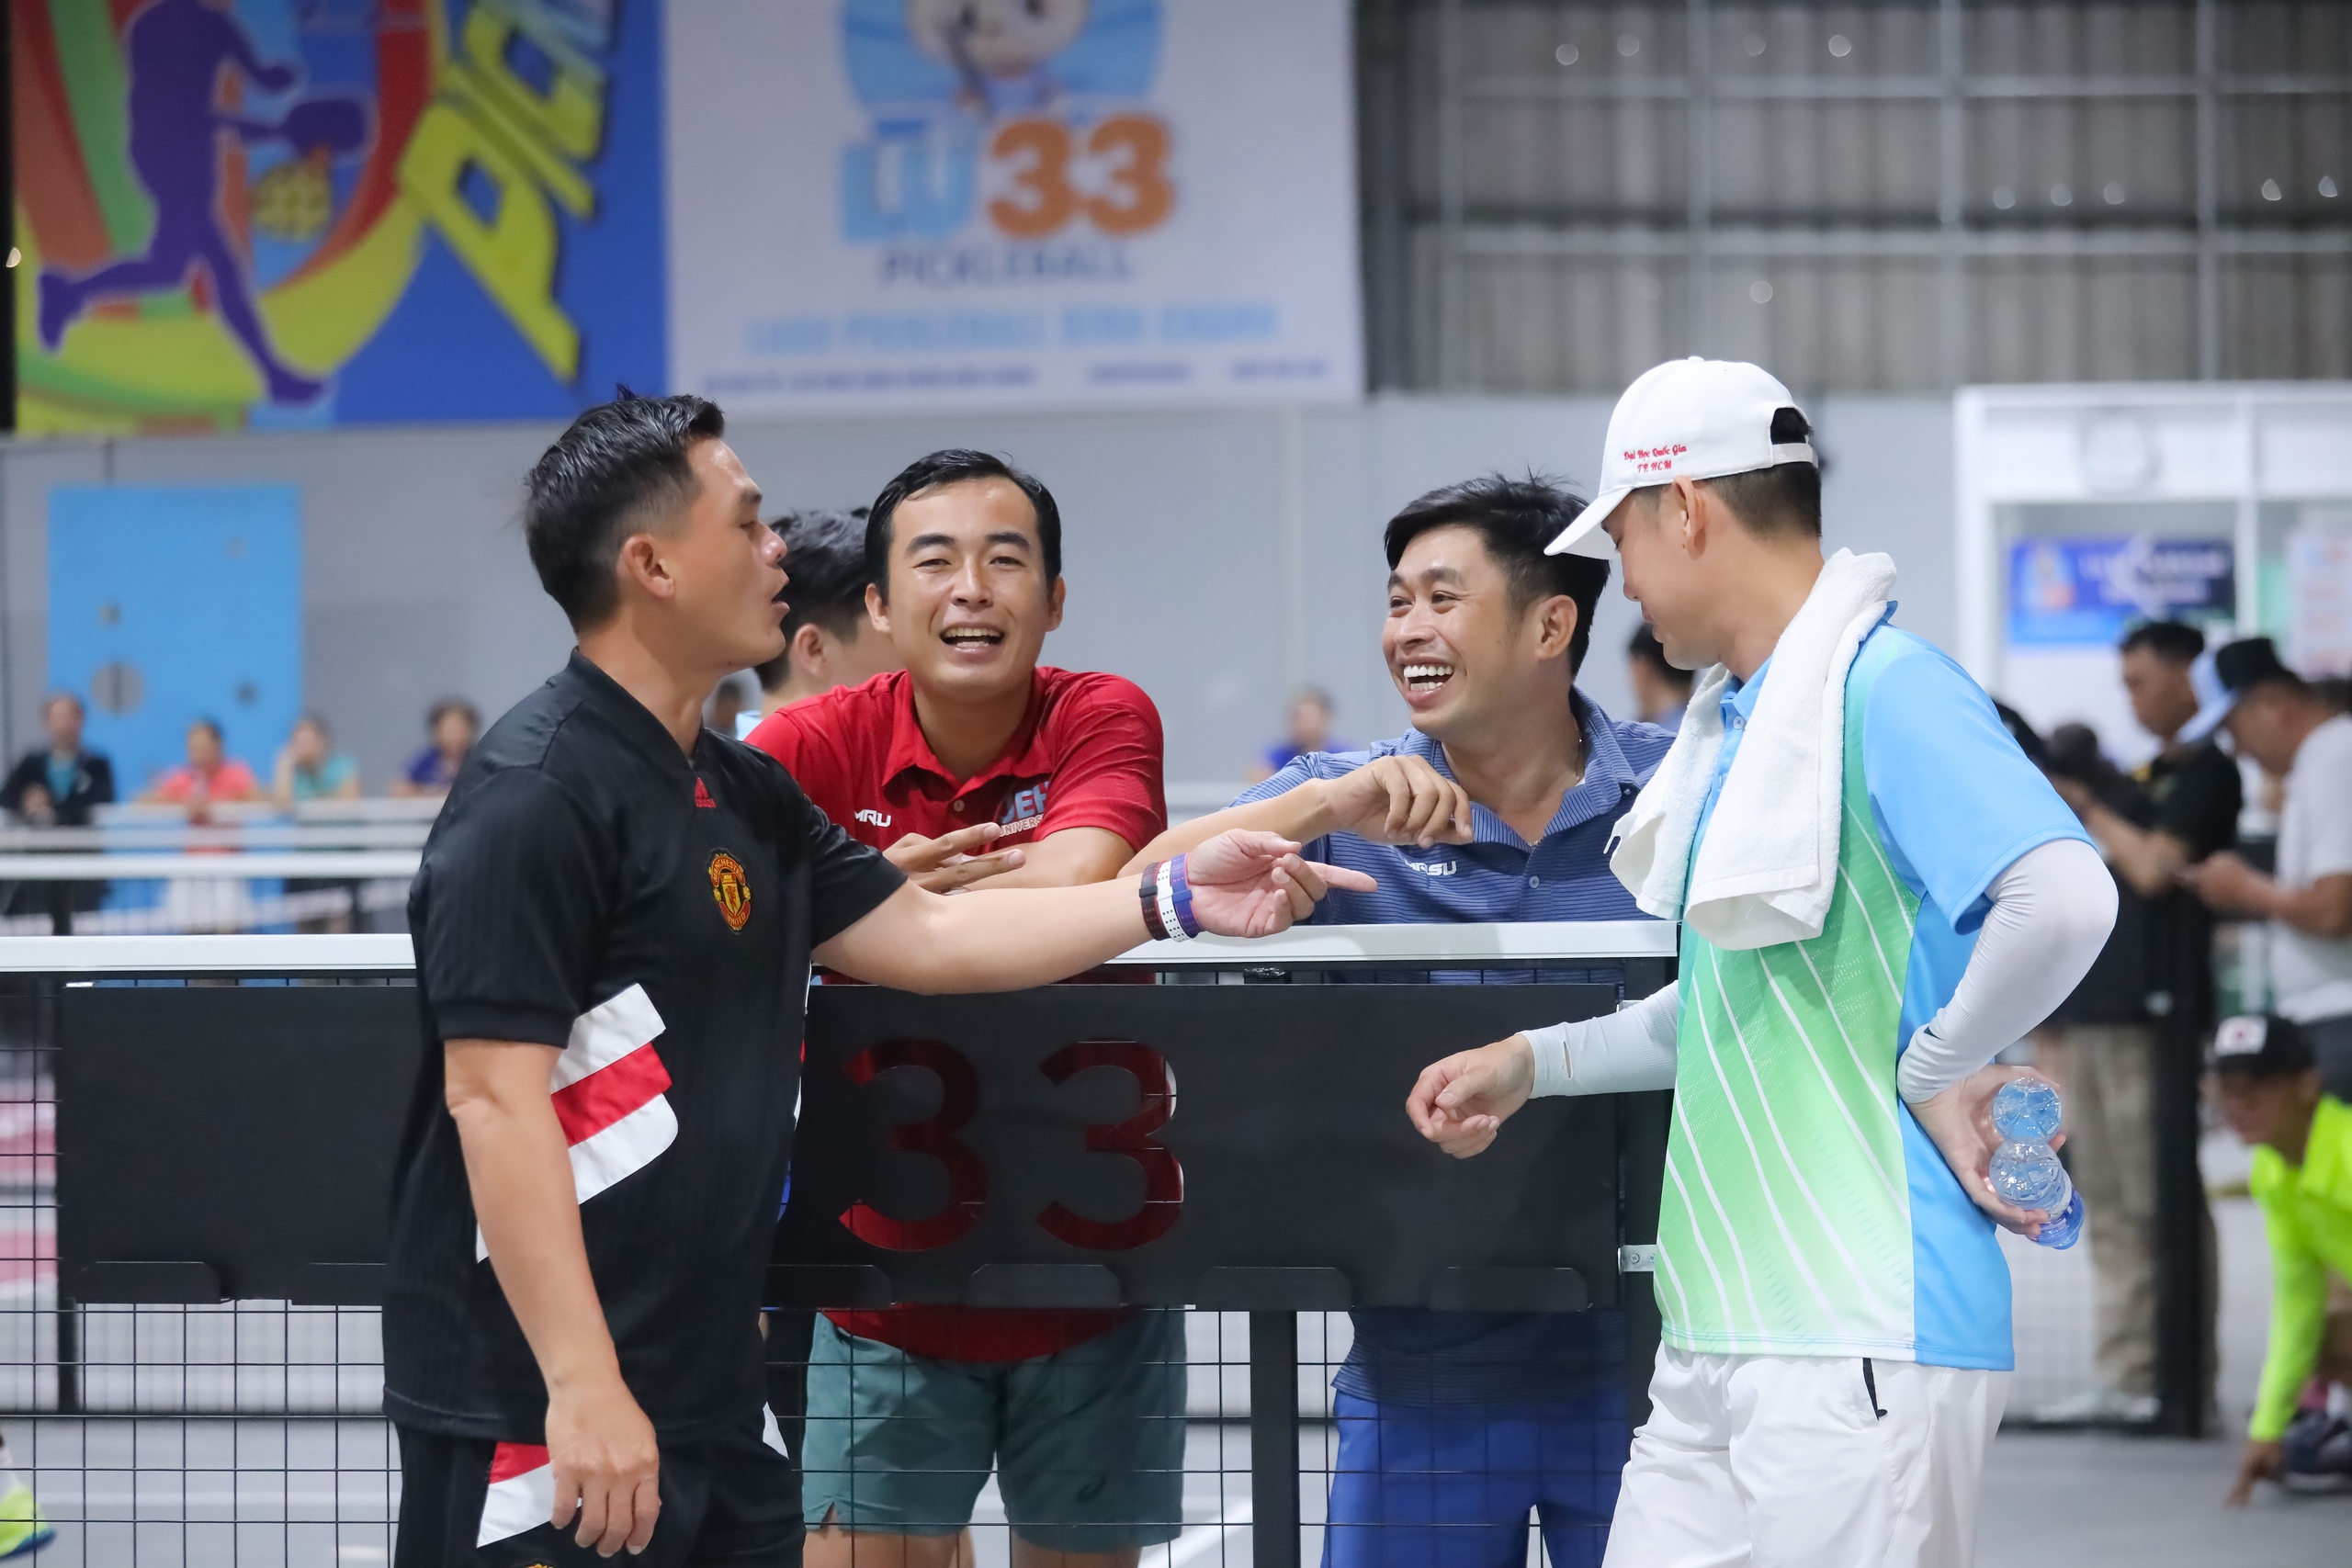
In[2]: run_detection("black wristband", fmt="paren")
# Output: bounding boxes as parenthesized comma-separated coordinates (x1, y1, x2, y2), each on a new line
(1137, 862, 1170, 941)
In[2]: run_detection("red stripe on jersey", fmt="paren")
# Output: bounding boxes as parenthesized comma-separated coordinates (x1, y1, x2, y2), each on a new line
(487, 1441, 550, 1485)
(550, 1044, 673, 1146)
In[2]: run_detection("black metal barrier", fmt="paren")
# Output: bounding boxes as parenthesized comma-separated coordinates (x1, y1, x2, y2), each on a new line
(42, 931, 1675, 1565)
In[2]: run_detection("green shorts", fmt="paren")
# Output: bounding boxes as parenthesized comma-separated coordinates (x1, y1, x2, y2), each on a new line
(800, 1308, 1186, 1551)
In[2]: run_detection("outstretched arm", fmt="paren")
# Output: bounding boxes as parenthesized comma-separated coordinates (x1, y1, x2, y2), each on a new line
(1407, 987, 1680, 1158)
(1123, 755, 1471, 874)
(820, 830, 1376, 991)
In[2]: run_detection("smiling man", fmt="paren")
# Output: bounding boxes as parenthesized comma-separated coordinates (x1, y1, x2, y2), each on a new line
(745, 449, 1178, 1568)
(385, 400, 1369, 1568)
(1130, 475, 1670, 1568)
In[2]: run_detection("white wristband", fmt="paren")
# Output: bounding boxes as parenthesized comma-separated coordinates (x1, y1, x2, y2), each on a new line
(1154, 862, 1189, 943)
(1525, 1021, 1575, 1098)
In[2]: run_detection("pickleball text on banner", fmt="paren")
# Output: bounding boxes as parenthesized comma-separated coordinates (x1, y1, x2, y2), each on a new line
(665, 0, 1363, 413)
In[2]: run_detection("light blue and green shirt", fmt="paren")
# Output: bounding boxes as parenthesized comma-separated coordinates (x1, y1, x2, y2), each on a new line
(1658, 619, 2089, 1370)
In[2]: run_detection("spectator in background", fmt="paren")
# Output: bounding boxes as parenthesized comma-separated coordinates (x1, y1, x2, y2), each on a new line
(2211, 1014, 2352, 1505)
(141, 717, 260, 816)
(705, 674, 752, 738)
(2181, 638, 2352, 1099)
(1253, 684, 1346, 781)
(272, 713, 359, 806)
(390, 698, 477, 797)
(749, 509, 900, 724)
(1, 690, 117, 928)
(1, 691, 115, 825)
(1625, 623, 1693, 731)
(2031, 620, 2235, 1423)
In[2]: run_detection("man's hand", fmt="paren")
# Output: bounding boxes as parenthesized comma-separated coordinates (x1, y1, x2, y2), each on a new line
(2177, 850, 2271, 915)
(2225, 1438, 2284, 1507)
(1908, 1065, 2067, 1237)
(1181, 829, 1377, 937)
(1406, 1035, 1535, 1158)
(1317, 756, 1473, 848)
(546, 1374, 662, 1556)
(884, 822, 1025, 893)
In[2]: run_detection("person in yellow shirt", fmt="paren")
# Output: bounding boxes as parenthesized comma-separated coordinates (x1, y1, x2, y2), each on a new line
(2211, 1013, 2352, 1504)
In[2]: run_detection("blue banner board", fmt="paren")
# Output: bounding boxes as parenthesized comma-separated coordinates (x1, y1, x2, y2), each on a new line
(2007, 536, 2236, 648)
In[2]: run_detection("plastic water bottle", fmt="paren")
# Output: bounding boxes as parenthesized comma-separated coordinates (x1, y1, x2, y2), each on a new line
(1987, 1078, 2084, 1249)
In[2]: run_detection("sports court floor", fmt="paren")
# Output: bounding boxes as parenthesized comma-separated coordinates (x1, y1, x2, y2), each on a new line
(1, 1185, 2340, 1565)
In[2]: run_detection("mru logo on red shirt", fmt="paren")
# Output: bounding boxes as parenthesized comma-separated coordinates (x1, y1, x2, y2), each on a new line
(707, 851, 752, 931)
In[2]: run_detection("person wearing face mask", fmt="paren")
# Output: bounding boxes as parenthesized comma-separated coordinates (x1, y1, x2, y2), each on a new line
(746, 449, 1179, 1568)
(1133, 475, 1671, 1568)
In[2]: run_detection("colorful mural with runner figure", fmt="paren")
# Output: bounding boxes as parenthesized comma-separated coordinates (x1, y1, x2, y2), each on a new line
(13, 0, 663, 434)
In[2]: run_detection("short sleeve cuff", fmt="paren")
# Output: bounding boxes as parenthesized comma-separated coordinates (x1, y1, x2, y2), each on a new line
(1231, 757, 1327, 808)
(811, 855, 909, 948)
(1944, 824, 2094, 931)
(1039, 802, 1168, 853)
(430, 1000, 578, 1050)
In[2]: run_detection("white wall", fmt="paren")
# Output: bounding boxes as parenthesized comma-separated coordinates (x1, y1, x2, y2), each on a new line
(0, 395, 1957, 789)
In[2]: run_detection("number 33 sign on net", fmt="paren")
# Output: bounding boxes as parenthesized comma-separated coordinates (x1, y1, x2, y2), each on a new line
(667, 0, 1363, 413)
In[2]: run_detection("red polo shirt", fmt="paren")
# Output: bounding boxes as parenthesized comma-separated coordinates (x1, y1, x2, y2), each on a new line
(746, 666, 1167, 1362)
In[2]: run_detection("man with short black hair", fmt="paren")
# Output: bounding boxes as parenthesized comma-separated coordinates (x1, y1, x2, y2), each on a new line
(1135, 473, 1669, 1567)
(2181, 637, 2352, 1099)
(1, 691, 115, 826)
(749, 447, 1180, 1568)
(747, 510, 900, 723)
(384, 396, 1370, 1567)
(1626, 626, 1693, 732)
(2027, 619, 2234, 1423)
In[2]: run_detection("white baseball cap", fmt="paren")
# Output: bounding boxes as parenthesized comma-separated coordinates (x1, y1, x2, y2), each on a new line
(1545, 356, 1818, 558)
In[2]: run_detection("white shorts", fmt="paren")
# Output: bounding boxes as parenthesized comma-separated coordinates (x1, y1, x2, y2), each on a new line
(1601, 1345, 2007, 1568)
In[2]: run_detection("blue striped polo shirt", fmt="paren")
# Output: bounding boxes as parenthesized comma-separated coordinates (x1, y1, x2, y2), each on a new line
(1232, 691, 1670, 1406)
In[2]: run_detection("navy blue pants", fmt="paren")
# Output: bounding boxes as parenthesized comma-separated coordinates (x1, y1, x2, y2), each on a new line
(1322, 1385, 1626, 1568)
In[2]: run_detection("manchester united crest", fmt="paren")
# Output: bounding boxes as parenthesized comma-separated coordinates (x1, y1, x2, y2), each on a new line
(707, 851, 752, 931)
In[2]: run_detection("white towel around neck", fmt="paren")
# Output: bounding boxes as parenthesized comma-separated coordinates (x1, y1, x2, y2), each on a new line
(1608, 549, 1898, 950)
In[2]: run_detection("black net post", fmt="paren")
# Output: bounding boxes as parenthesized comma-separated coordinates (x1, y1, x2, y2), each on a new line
(2150, 894, 2212, 1438)
(1250, 1308, 1301, 1567)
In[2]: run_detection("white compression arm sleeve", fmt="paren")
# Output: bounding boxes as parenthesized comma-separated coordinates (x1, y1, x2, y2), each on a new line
(1525, 985, 1680, 1098)
(1896, 836, 2116, 1105)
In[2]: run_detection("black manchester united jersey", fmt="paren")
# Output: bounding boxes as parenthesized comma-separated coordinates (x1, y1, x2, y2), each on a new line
(383, 651, 903, 1441)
